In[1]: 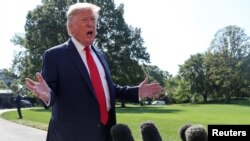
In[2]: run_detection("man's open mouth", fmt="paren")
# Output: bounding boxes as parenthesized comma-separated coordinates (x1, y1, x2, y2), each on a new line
(87, 31, 93, 36)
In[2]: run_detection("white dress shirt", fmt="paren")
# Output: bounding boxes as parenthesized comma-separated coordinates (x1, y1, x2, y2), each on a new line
(72, 37, 111, 111)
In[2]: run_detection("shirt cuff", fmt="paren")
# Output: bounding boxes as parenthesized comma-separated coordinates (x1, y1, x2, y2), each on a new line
(138, 89, 142, 102)
(42, 90, 51, 106)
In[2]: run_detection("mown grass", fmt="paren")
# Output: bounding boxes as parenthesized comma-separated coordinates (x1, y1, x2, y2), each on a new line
(1, 99, 250, 141)
(1, 108, 50, 130)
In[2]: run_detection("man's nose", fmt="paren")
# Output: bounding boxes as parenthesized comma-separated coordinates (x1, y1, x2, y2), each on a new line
(86, 19, 95, 26)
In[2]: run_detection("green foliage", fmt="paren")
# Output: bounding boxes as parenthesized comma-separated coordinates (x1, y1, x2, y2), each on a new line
(175, 25, 250, 103)
(0, 69, 18, 89)
(172, 80, 191, 103)
(10, 79, 22, 94)
(12, 0, 72, 80)
(179, 53, 211, 102)
(164, 76, 179, 99)
(190, 93, 204, 103)
(11, 0, 150, 86)
(0, 80, 9, 89)
(207, 25, 250, 103)
(240, 54, 250, 96)
(93, 0, 150, 85)
(142, 65, 171, 87)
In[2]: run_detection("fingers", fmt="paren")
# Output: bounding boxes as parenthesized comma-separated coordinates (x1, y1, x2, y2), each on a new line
(36, 72, 45, 84)
(25, 73, 50, 102)
(151, 86, 162, 94)
(155, 85, 163, 92)
(25, 78, 36, 86)
(143, 77, 148, 84)
(146, 82, 161, 89)
(26, 78, 42, 98)
(33, 87, 44, 98)
(25, 78, 36, 91)
(139, 77, 148, 87)
(25, 78, 38, 97)
(149, 83, 163, 95)
(25, 73, 42, 96)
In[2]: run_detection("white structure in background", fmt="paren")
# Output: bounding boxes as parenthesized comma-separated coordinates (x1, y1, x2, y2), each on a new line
(152, 100, 166, 105)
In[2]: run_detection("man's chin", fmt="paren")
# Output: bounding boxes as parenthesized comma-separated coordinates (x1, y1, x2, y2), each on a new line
(84, 39, 94, 45)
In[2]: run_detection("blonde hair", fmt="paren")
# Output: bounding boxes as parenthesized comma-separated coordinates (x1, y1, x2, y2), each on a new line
(66, 3, 101, 35)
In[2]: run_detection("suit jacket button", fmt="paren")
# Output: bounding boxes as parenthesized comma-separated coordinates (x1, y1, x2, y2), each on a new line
(97, 123, 101, 127)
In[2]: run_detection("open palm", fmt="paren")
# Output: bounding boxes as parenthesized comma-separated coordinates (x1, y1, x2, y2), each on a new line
(25, 72, 50, 102)
(139, 77, 163, 98)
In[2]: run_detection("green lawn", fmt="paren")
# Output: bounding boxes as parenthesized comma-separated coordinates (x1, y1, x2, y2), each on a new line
(1, 100, 250, 141)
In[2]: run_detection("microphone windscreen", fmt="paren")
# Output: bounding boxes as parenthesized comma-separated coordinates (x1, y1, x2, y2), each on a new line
(110, 123, 134, 141)
(185, 124, 208, 141)
(178, 123, 192, 141)
(140, 121, 162, 141)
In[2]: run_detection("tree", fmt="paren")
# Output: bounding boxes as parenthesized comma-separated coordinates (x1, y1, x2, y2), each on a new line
(163, 75, 179, 103)
(0, 69, 18, 89)
(12, 0, 151, 105)
(0, 80, 9, 90)
(239, 54, 250, 96)
(207, 25, 250, 103)
(12, 0, 72, 81)
(142, 65, 171, 86)
(172, 79, 191, 103)
(94, 1, 150, 85)
(179, 53, 211, 103)
(92, 0, 150, 107)
(12, 0, 150, 84)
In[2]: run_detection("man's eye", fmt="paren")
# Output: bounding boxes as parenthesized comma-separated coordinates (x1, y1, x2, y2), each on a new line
(81, 18, 96, 23)
(81, 18, 88, 22)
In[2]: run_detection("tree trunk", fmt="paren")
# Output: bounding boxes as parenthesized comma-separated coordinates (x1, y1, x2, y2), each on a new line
(121, 101, 126, 108)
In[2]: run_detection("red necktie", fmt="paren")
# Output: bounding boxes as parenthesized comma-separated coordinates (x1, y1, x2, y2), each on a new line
(85, 46, 108, 125)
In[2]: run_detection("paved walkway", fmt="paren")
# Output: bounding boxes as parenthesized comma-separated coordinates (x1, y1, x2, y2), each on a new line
(0, 108, 47, 141)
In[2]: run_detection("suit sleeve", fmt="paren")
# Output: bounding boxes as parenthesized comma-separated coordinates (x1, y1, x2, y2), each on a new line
(114, 85, 140, 103)
(41, 50, 58, 108)
(93, 48, 140, 104)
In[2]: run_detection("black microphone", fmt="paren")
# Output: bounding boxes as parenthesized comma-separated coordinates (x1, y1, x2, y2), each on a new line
(110, 123, 135, 141)
(140, 121, 162, 141)
(185, 124, 208, 141)
(178, 123, 192, 141)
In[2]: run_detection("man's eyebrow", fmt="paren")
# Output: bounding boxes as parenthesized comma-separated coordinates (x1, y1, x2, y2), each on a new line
(80, 17, 95, 20)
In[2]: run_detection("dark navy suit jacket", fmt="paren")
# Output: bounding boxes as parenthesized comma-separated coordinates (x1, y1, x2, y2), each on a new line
(41, 39, 139, 141)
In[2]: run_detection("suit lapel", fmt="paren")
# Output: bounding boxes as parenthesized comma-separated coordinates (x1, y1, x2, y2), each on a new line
(64, 40, 114, 106)
(65, 40, 96, 97)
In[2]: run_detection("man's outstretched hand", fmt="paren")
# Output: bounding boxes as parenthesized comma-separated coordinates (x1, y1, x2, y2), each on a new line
(139, 77, 163, 98)
(25, 72, 50, 103)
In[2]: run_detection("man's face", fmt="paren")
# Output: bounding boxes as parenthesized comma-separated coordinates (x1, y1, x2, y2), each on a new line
(69, 9, 97, 46)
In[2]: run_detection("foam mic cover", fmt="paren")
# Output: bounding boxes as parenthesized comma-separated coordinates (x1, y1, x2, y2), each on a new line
(185, 125, 208, 141)
(110, 123, 134, 141)
(140, 121, 162, 141)
(178, 123, 192, 141)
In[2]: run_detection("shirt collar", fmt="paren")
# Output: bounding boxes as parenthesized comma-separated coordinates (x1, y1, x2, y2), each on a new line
(71, 37, 92, 53)
(71, 37, 88, 52)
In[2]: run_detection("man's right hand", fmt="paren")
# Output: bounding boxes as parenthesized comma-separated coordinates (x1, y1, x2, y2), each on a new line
(25, 72, 50, 103)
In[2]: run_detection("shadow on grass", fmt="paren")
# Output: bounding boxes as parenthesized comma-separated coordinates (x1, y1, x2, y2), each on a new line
(28, 106, 181, 114)
(206, 98, 250, 107)
(231, 98, 250, 107)
(29, 107, 51, 112)
(116, 106, 182, 114)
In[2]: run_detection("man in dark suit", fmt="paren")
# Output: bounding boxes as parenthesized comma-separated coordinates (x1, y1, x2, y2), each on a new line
(25, 2, 162, 141)
(15, 93, 23, 119)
